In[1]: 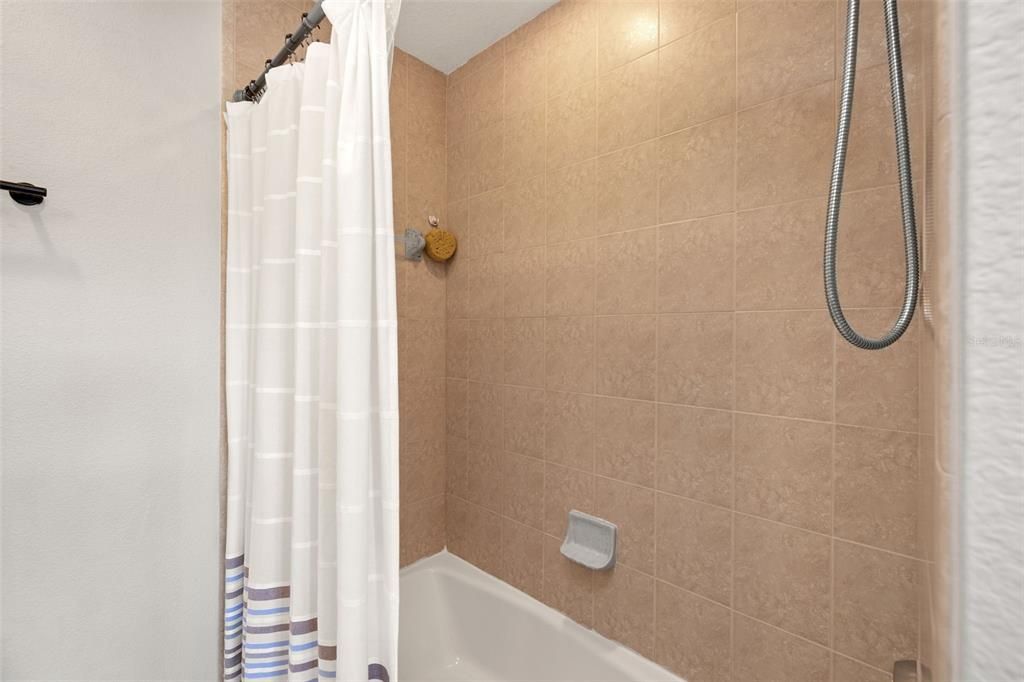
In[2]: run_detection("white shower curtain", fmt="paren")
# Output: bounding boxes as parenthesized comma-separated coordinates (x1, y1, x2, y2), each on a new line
(223, 1, 400, 680)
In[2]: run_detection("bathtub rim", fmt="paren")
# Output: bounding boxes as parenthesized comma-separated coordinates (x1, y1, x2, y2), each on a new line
(399, 549, 685, 682)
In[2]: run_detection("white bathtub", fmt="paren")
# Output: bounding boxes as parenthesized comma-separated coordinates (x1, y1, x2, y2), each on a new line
(398, 551, 683, 682)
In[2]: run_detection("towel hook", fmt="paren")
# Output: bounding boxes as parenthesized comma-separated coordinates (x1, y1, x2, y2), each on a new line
(1, 180, 47, 206)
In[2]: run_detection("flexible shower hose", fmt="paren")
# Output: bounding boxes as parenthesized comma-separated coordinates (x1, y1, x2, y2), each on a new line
(824, 0, 920, 349)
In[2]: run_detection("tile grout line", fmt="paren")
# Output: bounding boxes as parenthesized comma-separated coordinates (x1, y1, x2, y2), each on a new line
(651, 18, 662, 658)
(451, 377, 924, 438)
(496, 40, 510, 586)
(831, 250, 839, 663)
(441, 55, 451, 556)
(730, 5, 740, 674)
(830, 2, 840, 669)
(469, 173, 910, 253)
(589, 6, 600, 634)
(540, 26, 550, 604)
(459, 304, 919, 318)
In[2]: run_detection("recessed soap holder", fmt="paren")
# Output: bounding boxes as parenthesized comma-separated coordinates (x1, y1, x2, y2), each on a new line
(560, 510, 617, 571)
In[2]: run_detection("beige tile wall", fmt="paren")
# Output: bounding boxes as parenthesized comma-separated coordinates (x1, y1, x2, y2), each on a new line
(222, 4, 448, 569)
(391, 49, 449, 567)
(443, 0, 942, 679)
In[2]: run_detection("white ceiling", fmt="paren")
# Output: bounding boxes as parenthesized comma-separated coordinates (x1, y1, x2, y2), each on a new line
(395, 0, 559, 74)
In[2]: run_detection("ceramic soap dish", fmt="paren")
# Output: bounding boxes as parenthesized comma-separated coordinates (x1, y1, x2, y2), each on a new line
(560, 510, 617, 571)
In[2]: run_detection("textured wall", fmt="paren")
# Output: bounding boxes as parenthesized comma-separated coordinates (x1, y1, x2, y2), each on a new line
(222, 7, 448, 569)
(958, 0, 1024, 679)
(442, 0, 938, 678)
(1, 2, 222, 678)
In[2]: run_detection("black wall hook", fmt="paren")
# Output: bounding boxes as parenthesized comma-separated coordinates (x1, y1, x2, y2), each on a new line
(1, 180, 46, 206)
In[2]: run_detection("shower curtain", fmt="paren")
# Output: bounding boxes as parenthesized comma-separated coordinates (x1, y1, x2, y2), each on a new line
(223, 1, 401, 680)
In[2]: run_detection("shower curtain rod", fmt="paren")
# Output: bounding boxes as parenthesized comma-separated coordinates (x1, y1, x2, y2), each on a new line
(233, 0, 326, 102)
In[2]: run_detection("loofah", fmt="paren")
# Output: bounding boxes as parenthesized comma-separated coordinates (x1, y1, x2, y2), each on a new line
(424, 228, 457, 262)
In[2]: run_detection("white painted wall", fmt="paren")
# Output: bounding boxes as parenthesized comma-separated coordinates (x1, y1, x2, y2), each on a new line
(0, 2, 221, 679)
(958, 0, 1024, 679)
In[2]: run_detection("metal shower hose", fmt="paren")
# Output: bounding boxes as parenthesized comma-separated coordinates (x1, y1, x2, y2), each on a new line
(825, 0, 919, 349)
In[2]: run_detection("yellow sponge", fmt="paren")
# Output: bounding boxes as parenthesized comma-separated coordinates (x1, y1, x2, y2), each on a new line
(424, 228, 457, 262)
